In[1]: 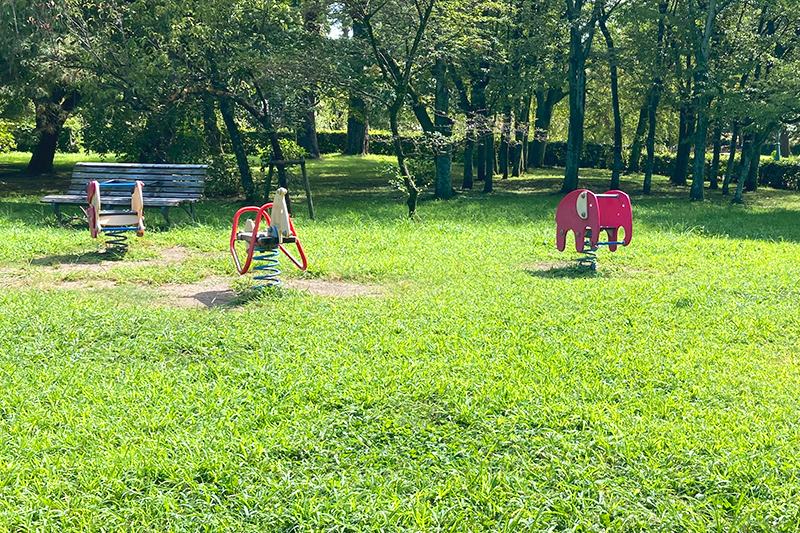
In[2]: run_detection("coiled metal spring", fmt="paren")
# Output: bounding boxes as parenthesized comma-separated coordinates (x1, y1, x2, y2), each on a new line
(252, 246, 281, 287)
(104, 230, 129, 249)
(576, 240, 598, 271)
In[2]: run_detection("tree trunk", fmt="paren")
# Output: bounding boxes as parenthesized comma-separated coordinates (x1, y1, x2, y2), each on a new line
(643, 84, 662, 195)
(463, 115, 475, 189)
(733, 135, 753, 203)
(345, 22, 369, 155)
(297, 91, 320, 158)
(529, 89, 562, 168)
(689, 108, 708, 200)
(202, 95, 223, 157)
(512, 96, 529, 176)
(689, 0, 717, 201)
(642, 1, 667, 195)
(433, 56, 453, 199)
(344, 95, 369, 155)
(477, 135, 487, 182)
(487, 125, 497, 176)
(562, 10, 596, 193)
(219, 98, 255, 201)
(27, 130, 60, 175)
(779, 130, 790, 158)
(474, 79, 488, 182)
(628, 99, 649, 173)
(673, 103, 694, 186)
(26, 89, 80, 175)
(708, 125, 721, 190)
(745, 138, 764, 192)
(600, 19, 622, 190)
(390, 106, 419, 216)
(499, 107, 511, 180)
(499, 137, 509, 179)
(721, 121, 739, 196)
(483, 140, 493, 193)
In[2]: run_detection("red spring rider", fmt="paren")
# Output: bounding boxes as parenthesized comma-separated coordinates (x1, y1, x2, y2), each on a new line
(555, 189, 632, 270)
(229, 188, 308, 287)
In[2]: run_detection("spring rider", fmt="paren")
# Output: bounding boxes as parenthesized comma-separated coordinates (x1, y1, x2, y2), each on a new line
(555, 189, 632, 269)
(229, 188, 308, 287)
(86, 180, 145, 248)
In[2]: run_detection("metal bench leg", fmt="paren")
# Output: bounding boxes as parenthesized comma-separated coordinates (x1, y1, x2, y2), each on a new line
(160, 207, 172, 226)
(180, 203, 197, 222)
(52, 203, 62, 223)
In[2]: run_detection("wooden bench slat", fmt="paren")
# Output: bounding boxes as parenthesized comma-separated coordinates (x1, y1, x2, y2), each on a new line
(71, 172, 205, 181)
(76, 162, 208, 169)
(70, 186, 203, 193)
(68, 187, 204, 193)
(67, 179, 205, 187)
(73, 167, 207, 174)
(41, 194, 193, 206)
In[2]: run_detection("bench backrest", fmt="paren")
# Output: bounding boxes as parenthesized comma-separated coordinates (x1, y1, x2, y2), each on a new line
(69, 163, 207, 200)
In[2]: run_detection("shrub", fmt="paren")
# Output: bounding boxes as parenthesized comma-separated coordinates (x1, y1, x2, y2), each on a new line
(261, 138, 309, 162)
(758, 159, 800, 190)
(315, 130, 422, 156)
(205, 155, 241, 197)
(543, 141, 615, 168)
(0, 121, 15, 152)
(317, 131, 347, 154)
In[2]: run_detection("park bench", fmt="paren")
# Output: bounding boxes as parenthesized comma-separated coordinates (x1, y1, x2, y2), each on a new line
(40, 162, 207, 225)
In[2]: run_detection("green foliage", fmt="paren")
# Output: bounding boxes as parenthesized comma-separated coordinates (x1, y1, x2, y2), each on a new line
(758, 158, 800, 190)
(205, 155, 241, 197)
(316, 130, 424, 157)
(0, 121, 14, 152)
(316, 130, 347, 154)
(544, 141, 617, 169)
(11, 123, 80, 154)
(261, 138, 309, 163)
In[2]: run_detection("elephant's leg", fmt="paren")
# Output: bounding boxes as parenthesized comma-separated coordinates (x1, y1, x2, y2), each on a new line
(556, 226, 568, 252)
(606, 227, 619, 252)
(574, 228, 585, 252)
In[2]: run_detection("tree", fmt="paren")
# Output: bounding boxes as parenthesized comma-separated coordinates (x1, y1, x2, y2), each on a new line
(346, 0, 436, 216)
(689, 0, 729, 201)
(562, 0, 603, 192)
(0, 1, 82, 175)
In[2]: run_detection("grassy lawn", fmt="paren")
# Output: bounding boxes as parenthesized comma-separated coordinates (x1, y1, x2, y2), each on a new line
(1, 153, 800, 531)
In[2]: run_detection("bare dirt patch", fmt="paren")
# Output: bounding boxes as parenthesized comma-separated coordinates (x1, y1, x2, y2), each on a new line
(151, 277, 383, 309)
(0, 273, 117, 290)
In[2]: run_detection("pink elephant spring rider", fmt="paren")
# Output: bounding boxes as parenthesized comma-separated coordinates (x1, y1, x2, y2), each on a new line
(555, 189, 632, 270)
(86, 180, 145, 249)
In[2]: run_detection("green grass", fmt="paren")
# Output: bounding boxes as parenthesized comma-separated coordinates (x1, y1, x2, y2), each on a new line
(1, 153, 800, 531)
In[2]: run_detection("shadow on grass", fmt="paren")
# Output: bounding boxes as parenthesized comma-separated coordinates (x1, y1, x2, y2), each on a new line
(31, 248, 128, 266)
(228, 284, 291, 306)
(185, 290, 239, 309)
(522, 263, 603, 279)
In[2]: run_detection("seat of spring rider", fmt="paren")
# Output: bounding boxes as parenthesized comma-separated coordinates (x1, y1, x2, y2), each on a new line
(595, 193, 631, 233)
(98, 209, 140, 227)
(236, 229, 297, 246)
